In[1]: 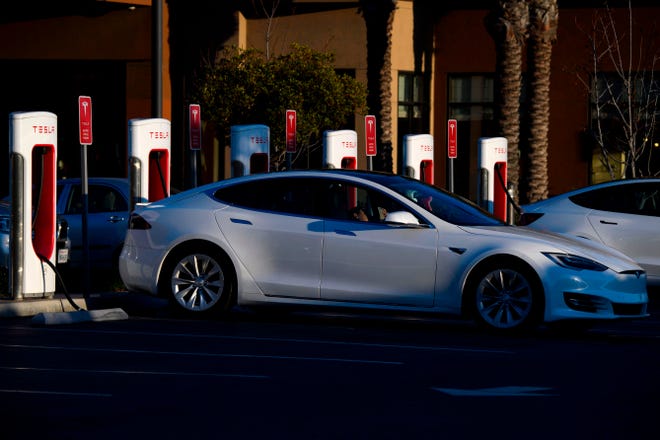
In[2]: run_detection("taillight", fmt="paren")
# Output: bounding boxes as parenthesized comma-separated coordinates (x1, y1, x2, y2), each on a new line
(128, 213, 152, 230)
(517, 212, 544, 226)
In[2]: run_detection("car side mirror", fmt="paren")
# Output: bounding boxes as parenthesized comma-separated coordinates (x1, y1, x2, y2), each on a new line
(384, 211, 420, 225)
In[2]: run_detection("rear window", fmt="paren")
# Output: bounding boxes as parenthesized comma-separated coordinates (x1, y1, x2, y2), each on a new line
(214, 178, 319, 216)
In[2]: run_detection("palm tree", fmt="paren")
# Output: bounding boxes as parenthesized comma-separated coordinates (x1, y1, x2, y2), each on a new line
(526, 0, 558, 203)
(360, 0, 397, 172)
(486, 0, 529, 204)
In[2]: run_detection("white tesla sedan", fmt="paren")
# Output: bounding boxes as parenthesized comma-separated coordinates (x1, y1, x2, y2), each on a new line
(119, 170, 648, 331)
(520, 178, 660, 286)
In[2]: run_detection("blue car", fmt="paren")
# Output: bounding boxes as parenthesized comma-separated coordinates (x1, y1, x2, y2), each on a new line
(56, 177, 130, 269)
(1, 177, 130, 272)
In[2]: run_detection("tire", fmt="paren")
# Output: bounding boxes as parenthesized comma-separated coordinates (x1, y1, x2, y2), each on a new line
(468, 260, 543, 332)
(159, 244, 235, 315)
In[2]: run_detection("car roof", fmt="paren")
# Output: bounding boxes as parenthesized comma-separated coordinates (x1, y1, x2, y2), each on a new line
(217, 168, 416, 185)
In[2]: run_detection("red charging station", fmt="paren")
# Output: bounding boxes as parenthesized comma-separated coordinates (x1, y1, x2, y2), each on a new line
(403, 134, 434, 184)
(8, 112, 58, 299)
(230, 124, 270, 177)
(323, 130, 358, 169)
(478, 137, 508, 222)
(128, 118, 171, 209)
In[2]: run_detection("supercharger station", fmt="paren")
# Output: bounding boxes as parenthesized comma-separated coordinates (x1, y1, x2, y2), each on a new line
(402, 134, 434, 184)
(477, 137, 508, 222)
(8, 112, 58, 299)
(323, 130, 358, 169)
(128, 118, 171, 210)
(230, 124, 270, 177)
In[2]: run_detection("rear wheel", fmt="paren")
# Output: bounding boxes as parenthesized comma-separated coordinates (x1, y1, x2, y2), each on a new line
(160, 244, 234, 315)
(468, 260, 543, 332)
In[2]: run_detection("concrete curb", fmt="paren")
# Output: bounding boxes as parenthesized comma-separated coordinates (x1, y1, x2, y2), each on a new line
(0, 296, 88, 318)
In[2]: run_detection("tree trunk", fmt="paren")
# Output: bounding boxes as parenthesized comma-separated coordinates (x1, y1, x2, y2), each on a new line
(526, 0, 558, 203)
(486, 0, 529, 204)
(360, 0, 396, 172)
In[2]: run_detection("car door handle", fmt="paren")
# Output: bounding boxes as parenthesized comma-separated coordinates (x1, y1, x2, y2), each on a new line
(230, 218, 253, 225)
(334, 229, 356, 237)
(599, 220, 618, 225)
(108, 216, 125, 223)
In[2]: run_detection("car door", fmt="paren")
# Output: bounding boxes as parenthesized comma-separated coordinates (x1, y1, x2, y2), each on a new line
(585, 182, 660, 278)
(59, 181, 129, 268)
(320, 180, 438, 307)
(213, 177, 323, 299)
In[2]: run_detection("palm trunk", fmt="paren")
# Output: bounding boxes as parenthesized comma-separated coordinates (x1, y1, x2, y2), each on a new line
(360, 0, 396, 172)
(526, 0, 558, 203)
(486, 0, 529, 204)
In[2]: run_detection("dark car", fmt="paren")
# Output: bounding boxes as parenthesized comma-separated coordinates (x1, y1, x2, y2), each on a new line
(56, 177, 130, 269)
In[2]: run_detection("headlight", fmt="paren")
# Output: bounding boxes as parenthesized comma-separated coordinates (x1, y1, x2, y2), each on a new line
(543, 252, 608, 272)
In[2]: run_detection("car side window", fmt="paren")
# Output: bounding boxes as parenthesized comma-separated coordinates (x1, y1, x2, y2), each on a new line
(66, 184, 128, 214)
(321, 180, 412, 223)
(570, 187, 620, 211)
(214, 178, 320, 217)
(570, 183, 660, 217)
(65, 185, 83, 214)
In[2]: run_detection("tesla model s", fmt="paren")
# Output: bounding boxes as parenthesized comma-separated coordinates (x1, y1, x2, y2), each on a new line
(119, 170, 648, 331)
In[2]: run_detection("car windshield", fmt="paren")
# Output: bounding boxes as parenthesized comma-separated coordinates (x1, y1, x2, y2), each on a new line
(370, 174, 505, 227)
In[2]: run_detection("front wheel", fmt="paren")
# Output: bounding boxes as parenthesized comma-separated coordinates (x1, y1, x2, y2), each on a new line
(160, 245, 234, 315)
(468, 261, 543, 332)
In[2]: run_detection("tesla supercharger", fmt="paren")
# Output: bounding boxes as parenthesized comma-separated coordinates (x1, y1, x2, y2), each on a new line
(402, 134, 434, 184)
(128, 118, 171, 210)
(230, 124, 270, 177)
(8, 111, 57, 299)
(323, 130, 358, 169)
(477, 137, 508, 222)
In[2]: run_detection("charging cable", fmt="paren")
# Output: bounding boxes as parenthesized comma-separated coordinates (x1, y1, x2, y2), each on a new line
(37, 253, 85, 311)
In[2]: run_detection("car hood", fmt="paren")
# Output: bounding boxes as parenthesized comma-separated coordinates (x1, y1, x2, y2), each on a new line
(461, 224, 643, 273)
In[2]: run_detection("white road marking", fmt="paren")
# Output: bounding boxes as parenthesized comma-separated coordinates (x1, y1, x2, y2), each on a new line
(0, 344, 402, 365)
(0, 389, 112, 397)
(432, 386, 557, 397)
(8, 326, 514, 354)
(0, 366, 269, 379)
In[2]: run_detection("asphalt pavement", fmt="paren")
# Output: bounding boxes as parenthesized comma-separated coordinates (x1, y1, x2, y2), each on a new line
(1, 286, 659, 324)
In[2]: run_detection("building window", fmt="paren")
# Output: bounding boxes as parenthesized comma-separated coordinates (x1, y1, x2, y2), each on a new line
(589, 72, 660, 182)
(398, 72, 429, 164)
(447, 74, 497, 200)
(448, 75, 495, 122)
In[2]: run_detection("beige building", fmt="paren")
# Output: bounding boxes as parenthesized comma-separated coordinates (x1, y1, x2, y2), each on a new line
(2, 1, 659, 203)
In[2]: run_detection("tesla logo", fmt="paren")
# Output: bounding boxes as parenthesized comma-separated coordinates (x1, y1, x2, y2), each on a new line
(420, 144, 433, 152)
(341, 140, 356, 149)
(250, 136, 269, 144)
(189, 104, 202, 150)
(448, 119, 457, 159)
(286, 109, 296, 153)
(365, 115, 376, 156)
(32, 125, 55, 134)
(149, 131, 169, 139)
